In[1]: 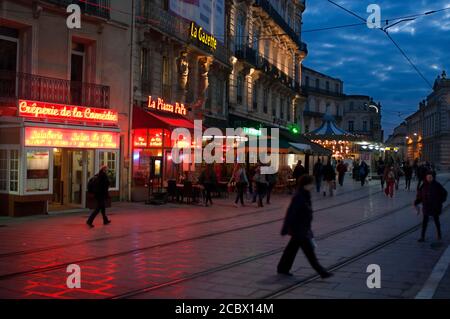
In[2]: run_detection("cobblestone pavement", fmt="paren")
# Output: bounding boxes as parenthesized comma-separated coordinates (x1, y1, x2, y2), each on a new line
(0, 175, 449, 299)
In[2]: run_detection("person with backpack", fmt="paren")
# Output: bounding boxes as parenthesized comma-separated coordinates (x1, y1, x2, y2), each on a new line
(415, 171, 448, 242)
(229, 163, 248, 207)
(277, 175, 333, 278)
(86, 165, 111, 228)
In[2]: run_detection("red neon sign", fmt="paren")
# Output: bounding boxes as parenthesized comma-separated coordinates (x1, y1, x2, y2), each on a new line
(25, 127, 119, 149)
(147, 96, 187, 116)
(18, 100, 118, 124)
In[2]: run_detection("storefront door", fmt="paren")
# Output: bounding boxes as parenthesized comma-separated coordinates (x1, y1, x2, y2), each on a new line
(49, 149, 93, 211)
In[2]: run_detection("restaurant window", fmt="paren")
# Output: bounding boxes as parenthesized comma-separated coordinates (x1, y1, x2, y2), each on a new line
(162, 55, 171, 101)
(98, 150, 119, 190)
(0, 149, 20, 193)
(236, 73, 244, 104)
(26, 149, 50, 193)
(0, 150, 7, 191)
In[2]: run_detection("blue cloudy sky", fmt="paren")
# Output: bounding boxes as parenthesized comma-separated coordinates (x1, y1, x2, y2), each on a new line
(302, 0, 450, 138)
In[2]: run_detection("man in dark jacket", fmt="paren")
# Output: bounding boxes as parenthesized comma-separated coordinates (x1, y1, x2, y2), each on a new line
(87, 165, 111, 227)
(313, 159, 323, 193)
(403, 161, 413, 191)
(322, 162, 336, 197)
(415, 171, 447, 242)
(292, 160, 306, 181)
(277, 175, 332, 278)
(336, 160, 347, 187)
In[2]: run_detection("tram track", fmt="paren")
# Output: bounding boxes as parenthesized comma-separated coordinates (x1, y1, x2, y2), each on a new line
(0, 183, 381, 260)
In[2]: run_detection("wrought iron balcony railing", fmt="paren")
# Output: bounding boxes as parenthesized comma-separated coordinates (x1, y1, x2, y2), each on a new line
(253, 0, 307, 52)
(0, 70, 110, 108)
(301, 85, 345, 98)
(42, 0, 110, 19)
(138, 3, 230, 66)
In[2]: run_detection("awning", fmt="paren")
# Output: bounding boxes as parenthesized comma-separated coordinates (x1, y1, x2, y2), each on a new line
(132, 106, 196, 130)
(289, 142, 311, 153)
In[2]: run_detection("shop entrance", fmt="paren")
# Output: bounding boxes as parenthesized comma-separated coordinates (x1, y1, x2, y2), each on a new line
(49, 148, 94, 211)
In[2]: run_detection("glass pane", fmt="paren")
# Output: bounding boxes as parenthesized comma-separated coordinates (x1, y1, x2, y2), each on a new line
(0, 150, 7, 191)
(26, 150, 49, 192)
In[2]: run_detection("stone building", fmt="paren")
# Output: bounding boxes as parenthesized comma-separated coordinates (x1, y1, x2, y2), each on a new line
(227, 0, 308, 130)
(301, 65, 344, 132)
(385, 122, 407, 161)
(0, 0, 133, 215)
(405, 71, 450, 169)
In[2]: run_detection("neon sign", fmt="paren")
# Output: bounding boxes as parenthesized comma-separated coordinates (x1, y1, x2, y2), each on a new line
(18, 100, 118, 124)
(190, 22, 217, 50)
(147, 96, 187, 116)
(25, 127, 119, 149)
(243, 127, 262, 136)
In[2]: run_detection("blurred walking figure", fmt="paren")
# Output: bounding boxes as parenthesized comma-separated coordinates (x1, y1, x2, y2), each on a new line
(394, 162, 403, 190)
(254, 166, 268, 207)
(404, 161, 413, 191)
(277, 175, 332, 278)
(336, 160, 347, 187)
(86, 165, 111, 227)
(229, 163, 248, 207)
(417, 162, 427, 190)
(377, 159, 386, 190)
(266, 171, 278, 205)
(292, 160, 306, 182)
(415, 171, 447, 242)
(359, 161, 369, 186)
(313, 159, 324, 193)
(322, 161, 336, 197)
(199, 164, 216, 206)
(384, 166, 396, 198)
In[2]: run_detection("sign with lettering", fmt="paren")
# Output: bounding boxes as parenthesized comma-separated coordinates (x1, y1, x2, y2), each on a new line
(18, 100, 118, 125)
(190, 22, 217, 51)
(25, 127, 120, 149)
(147, 96, 187, 116)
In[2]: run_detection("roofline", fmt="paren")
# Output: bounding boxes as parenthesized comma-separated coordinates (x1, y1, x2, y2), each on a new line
(302, 65, 343, 83)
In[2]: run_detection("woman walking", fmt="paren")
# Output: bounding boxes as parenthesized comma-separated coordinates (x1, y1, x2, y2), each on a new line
(229, 163, 248, 207)
(384, 166, 396, 198)
(277, 175, 332, 278)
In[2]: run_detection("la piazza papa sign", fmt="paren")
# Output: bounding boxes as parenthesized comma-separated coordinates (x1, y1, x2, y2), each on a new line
(189, 22, 217, 51)
(147, 96, 187, 116)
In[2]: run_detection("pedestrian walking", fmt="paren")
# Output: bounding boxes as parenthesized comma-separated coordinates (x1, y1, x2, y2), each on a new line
(359, 161, 369, 186)
(415, 171, 447, 242)
(277, 175, 332, 278)
(404, 161, 413, 191)
(229, 163, 248, 207)
(292, 160, 306, 182)
(199, 164, 216, 206)
(384, 166, 396, 198)
(336, 160, 347, 187)
(417, 162, 427, 190)
(266, 171, 278, 204)
(86, 165, 111, 228)
(322, 161, 336, 197)
(377, 159, 386, 190)
(254, 166, 268, 207)
(394, 162, 403, 190)
(313, 159, 324, 193)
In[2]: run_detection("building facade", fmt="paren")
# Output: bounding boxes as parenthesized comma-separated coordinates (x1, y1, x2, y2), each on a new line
(301, 65, 344, 132)
(405, 71, 450, 169)
(385, 122, 407, 161)
(227, 0, 307, 131)
(0, 0, 132, 216)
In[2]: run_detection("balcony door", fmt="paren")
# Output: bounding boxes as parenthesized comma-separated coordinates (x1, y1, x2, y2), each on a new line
(0, 28, 19, 101)
(70, 43, 85, 105)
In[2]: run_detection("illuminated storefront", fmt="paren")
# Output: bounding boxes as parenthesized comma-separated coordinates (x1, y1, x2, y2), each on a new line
(0, 100, 121, 216)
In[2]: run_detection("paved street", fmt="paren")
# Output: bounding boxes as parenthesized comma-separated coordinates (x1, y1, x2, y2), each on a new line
(0, 175, 450, 299)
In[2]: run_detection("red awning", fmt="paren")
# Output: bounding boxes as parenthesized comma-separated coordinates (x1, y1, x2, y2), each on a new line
(132, 106, 196, 130)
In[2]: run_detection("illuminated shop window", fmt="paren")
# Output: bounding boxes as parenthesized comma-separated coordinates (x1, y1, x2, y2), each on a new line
(26, 150, 50, 193)
(9, 150, 19, 192)
(99, 150, 119, 190)
(0, 150, 7, 191)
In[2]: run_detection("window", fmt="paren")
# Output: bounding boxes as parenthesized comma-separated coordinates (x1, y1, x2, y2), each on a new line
(253, 28, 260, 52)
(335, 83, 339, 93)
(315, 78, 320, 89)
(141, 48, 151, 93)
(326, 81, 330, 91)
(98, 150, 119, 190)
(336, 104, 340, 116)
(215, 80, 224, 112)
(263, 88, 268, 113)
(305, 76, 310, 87)
(349, 101, 354, 111)
(252, 83, 258, 110)
(236, 73, 244, 104)
(348, 121, 354, 132)
(235, 14, 246, 50)
(0, 150, 7, 191)
(287, 100, 291, 122)
(272, 93, 277, 117)
(26, 150, 49, 193)
(363, 121, 368, 132)
(162, 56, 171, 101)
(280, 97, 285, 119)
(0, 149, 20, 193)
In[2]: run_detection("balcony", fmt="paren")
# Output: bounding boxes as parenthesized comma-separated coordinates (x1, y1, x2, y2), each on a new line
(253, 0, 307, 52)
(42, 0, 110, 19)
(301, 85, 345, 98)
(138, 3, 230, 66)
(0, 71, 110, 108)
